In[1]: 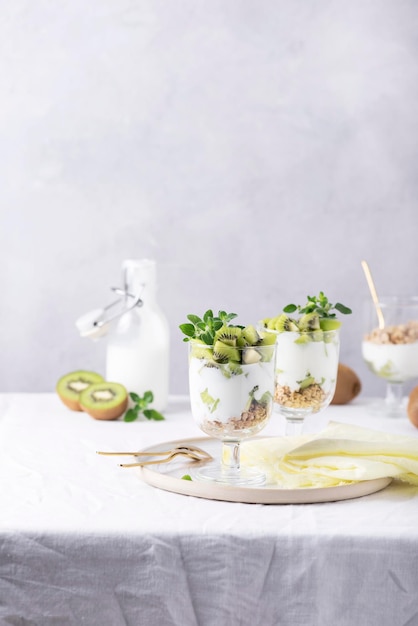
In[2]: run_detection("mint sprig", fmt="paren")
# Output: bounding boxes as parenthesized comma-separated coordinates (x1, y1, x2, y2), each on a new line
(124, 390, 165, 422)
(283, 292, 352, 319)
(179, 309, 239, 345)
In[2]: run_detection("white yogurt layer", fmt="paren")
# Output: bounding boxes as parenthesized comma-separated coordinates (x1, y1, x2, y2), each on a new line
(362, 340, 418, 382)
(275, 332, 339, 392)
(189, 357, 275, 424)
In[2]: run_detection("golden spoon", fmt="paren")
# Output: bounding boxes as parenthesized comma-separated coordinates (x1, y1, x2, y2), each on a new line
(361, 260, 385, 330)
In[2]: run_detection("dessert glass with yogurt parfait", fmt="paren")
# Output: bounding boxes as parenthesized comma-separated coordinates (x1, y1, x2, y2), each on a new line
(261, 292, 351, 435)
(362, 296, 418, 417)
(180, 310, 276, 486)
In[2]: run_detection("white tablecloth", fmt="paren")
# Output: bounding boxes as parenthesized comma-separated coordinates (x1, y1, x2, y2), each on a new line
(1, 393, 418, 625)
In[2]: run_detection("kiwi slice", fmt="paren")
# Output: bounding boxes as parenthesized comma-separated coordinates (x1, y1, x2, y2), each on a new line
(298, 374, 316, 389)
(214, 325, 242, 346)
(258, 331, 277, 346)
(56, 370, 105, 411)
(241, 324, 259, 346)
(79, 382, 128, 420)
(274, 314, 299, 332)
(190, 344, 214, 360)
(319, 318, 341, 331)
(213, 340, 240, 363)
(299, 312, 320, 331)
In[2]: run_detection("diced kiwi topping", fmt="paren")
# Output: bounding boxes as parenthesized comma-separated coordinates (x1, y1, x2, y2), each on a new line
(179, 309, 276, 372)
(261, 292, 352, 338)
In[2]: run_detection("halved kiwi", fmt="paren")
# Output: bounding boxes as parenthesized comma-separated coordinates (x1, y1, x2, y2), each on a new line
(79, 382, 128, 421)
(56, 370, 105, 411)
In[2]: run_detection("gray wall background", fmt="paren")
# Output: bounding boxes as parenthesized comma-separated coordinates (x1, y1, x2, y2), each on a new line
(1, 0, 418, 398)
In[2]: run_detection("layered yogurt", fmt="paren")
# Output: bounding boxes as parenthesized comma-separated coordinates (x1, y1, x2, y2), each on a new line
(274, 330, 340, 414)
(189, 355, 275, 439)
(362, 321, 418, 382)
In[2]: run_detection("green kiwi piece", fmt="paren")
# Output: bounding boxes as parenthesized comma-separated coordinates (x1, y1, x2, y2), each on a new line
(298, 374, 316, 389)
(242, 347, 262, 364)
(213, 340, 240, 363)
(79, 382, 128, 421)
(319, 318, 341, 331)
(258, 331, 277, 346)
(299, 312, 320, 331)
(241, 325, 259, 346)
(264, 317, 278, 330)
(214, 325, 242, 346)
(190, 344, 214, 360)
(294, 333, 312, 345)
(56, 370, 105, 411)
(274, 314, 299, 332)
(227, 361, 243, 376)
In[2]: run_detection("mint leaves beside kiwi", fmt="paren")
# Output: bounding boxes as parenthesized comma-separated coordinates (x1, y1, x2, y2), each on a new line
(262, 292, 352, 334)
(124, 391, 165, 422)
(56, 371, 164, 422)
(180, 309, 276, 371)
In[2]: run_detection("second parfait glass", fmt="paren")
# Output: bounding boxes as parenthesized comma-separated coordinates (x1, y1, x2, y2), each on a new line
(266, 327, 340, 435)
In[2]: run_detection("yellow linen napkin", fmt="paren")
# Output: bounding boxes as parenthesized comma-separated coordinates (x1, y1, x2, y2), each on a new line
(241, 421, 418, 488)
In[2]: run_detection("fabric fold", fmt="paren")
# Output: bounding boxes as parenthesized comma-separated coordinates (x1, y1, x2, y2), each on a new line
(241, 421, 418, 488)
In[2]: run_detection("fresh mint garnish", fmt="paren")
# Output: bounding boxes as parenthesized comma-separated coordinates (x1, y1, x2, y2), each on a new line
(179, 309, 239, 344)
(123, 390, 165, 422)
(283, 292, 352, 319)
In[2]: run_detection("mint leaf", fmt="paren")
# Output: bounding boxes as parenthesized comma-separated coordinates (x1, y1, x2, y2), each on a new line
(283, 304, 297, 313)
(335, 302, 352, 315)
(129, 392, 141, 403)
(179, 323, 195, 337)
(143, 409, 165, 421)
(143, 390, 154, 404)
(124, 408, 139, 422)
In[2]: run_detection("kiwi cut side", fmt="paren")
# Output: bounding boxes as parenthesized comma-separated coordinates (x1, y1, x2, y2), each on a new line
(56, 370, 105, 411)
(79, 382, 128, 420)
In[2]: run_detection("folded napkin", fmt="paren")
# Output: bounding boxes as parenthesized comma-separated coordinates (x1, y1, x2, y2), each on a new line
(241, 421, 418, 488)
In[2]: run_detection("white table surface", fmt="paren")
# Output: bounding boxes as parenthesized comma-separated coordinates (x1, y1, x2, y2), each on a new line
(1, 393, 418, 626)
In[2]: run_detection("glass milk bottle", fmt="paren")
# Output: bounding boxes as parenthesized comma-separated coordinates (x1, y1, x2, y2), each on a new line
(106, 259, 170, 412)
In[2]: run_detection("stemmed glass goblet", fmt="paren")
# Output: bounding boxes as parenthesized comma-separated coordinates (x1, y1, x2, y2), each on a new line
(362, 296, 418, 417)
(263, 327, 340, 435)
(188, 339, 276, 486)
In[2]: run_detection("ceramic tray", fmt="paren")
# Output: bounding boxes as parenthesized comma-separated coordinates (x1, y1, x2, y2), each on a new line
(136, 437, 392, 504)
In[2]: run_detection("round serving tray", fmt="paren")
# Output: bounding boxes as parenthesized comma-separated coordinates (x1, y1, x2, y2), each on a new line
(136, 437, 392, 504)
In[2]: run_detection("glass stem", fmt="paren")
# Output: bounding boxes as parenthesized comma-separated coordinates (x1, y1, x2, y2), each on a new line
(221, 441, 241, 475)
(285, 418, 304, 437)
(385, 382, 404, 410)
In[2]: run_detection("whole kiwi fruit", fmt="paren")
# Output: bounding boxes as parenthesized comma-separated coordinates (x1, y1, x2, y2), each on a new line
(407, 386, 418, 428)
(331, 363, 362, 405)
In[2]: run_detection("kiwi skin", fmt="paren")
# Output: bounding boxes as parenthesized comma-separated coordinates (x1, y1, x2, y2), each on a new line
(407, 386, 418, 428)
(79, 382, 128, 421)
(331, 363, 362, 405)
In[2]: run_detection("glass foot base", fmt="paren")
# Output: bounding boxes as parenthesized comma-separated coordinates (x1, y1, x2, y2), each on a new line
(193, 463, 266, 486)
(365, 397, 407, 418)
